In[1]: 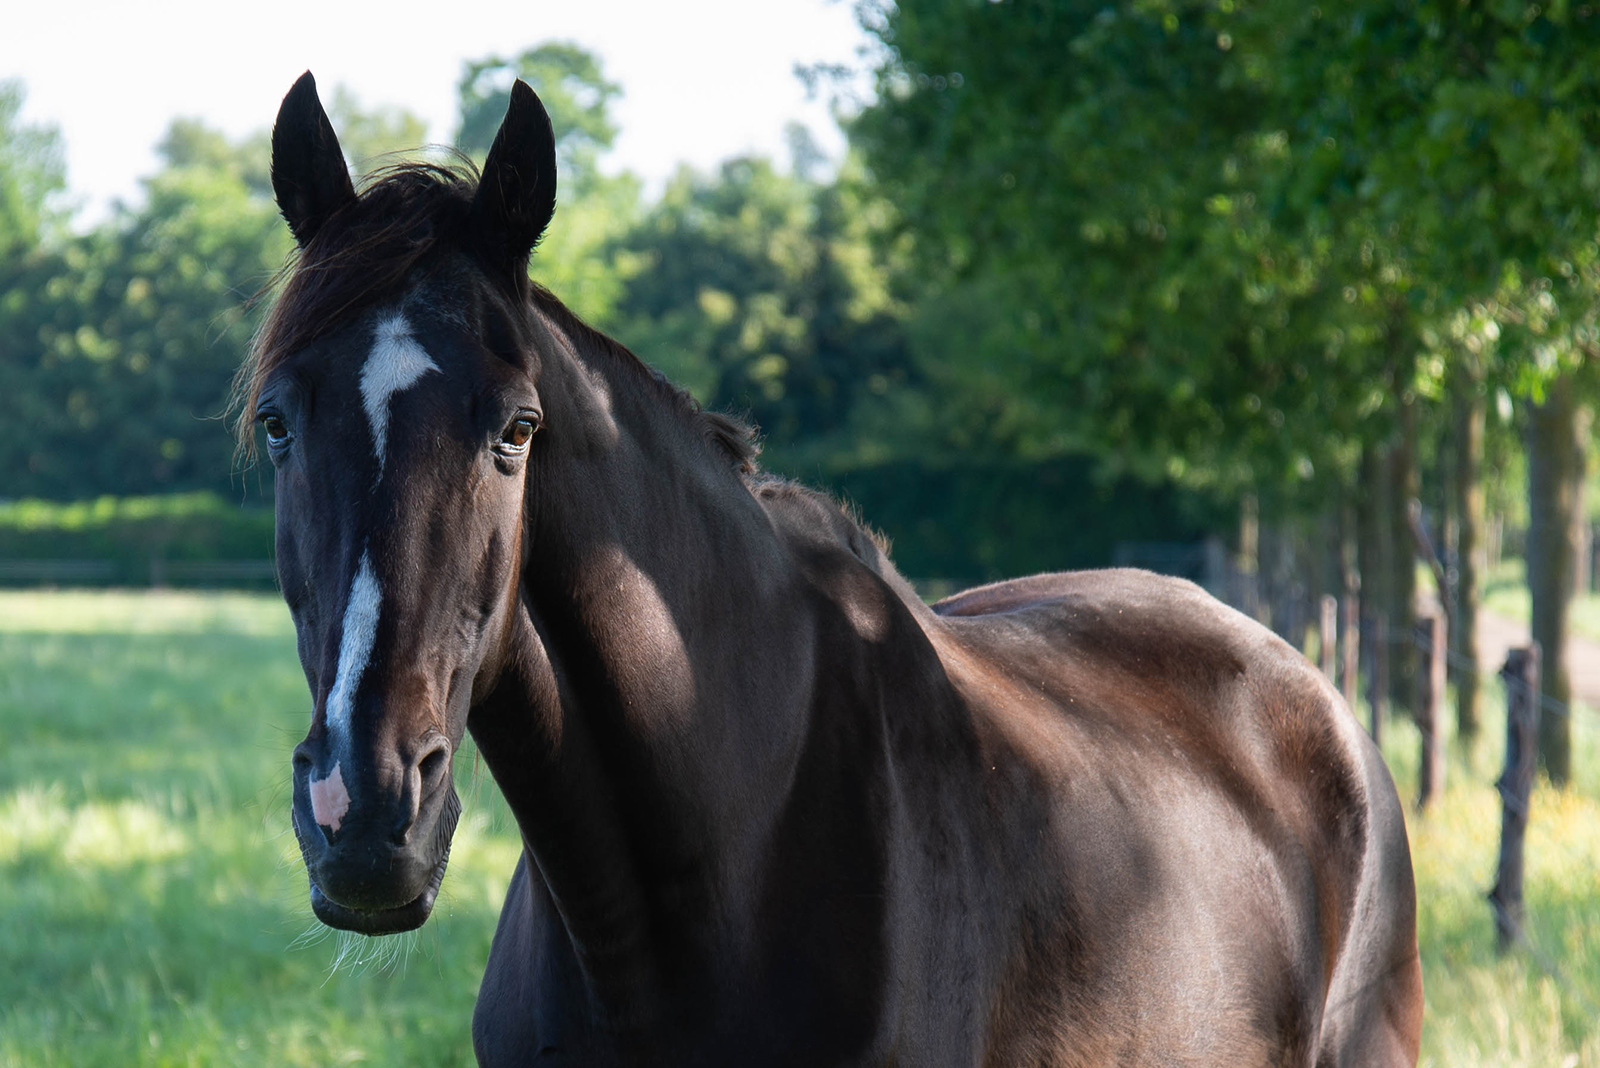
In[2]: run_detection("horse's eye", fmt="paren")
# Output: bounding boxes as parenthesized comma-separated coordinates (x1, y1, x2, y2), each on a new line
(499, 415, 538, 452)
(261, 414, 290, 447)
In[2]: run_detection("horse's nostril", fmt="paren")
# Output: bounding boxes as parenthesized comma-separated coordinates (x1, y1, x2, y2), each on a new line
(419, 744, 449, 785)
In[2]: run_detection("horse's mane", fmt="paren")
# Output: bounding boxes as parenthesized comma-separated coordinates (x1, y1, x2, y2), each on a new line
(527, 285, 760, 474)
(233, 159, 758, 474)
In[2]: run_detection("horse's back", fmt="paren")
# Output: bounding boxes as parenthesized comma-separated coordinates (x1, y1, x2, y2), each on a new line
(928, 568, 1420, 1066)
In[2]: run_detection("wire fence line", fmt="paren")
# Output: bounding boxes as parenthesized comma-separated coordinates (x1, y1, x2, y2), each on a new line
(1323, 610, 1596, 726)
(1372, 617, 1598, 1011)
(1433, 637, 1596, 725)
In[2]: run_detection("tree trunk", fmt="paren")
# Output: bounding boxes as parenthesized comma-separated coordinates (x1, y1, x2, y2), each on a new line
(1239, 492, 1262, 623)
(1525, 373, 1590, 786)
(1388, 394, 1419, 716)
(1357, 443, 1390, 727)
(1453, 368, 1485, 742)
(1339, 498, 1361, 710)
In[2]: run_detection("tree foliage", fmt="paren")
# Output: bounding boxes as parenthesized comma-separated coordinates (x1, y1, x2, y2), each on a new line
(0, 121, 288, 498)
(5, 17, 1597, 600)
(853, 0, 1600, 495)
(456, 42, 622, 193)
(608, 156, 914, 468)
(0, 80, 65, 256)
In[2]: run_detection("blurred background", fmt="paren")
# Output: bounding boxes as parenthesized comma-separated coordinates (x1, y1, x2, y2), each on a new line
(3, 1, 1600, 1064)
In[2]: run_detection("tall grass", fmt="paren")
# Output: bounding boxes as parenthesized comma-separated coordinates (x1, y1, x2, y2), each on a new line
(1, 590, 1597, 1064)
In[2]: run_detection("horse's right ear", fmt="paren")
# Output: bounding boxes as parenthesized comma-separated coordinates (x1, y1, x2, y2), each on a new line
(470, 80, 558, 279)
(271, 71, 356, 248)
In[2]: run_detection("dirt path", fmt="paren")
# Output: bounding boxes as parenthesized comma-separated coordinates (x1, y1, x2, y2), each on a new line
(1473, 610, 1600, 710)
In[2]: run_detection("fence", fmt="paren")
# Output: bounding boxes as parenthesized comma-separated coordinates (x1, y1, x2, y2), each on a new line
(1283, 582, 1595, 1009)
(0, 558, 277, 588)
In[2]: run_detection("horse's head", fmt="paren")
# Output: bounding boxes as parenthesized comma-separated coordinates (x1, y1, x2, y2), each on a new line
(250, 72, 556, 934)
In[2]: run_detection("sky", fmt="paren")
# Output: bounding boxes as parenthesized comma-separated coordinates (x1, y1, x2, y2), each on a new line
(1, 0, 879, 226)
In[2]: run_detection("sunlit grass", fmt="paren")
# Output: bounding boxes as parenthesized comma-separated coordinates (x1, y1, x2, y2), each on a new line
(0, 788, 189, 867)
(0, 589, 518, 1067)
(0, 588, 293, 637)
(2, 589, 1599, 1063)
(1374, 672, 1600, 1067)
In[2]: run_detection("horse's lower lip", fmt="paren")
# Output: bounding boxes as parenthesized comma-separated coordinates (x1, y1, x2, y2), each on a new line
(308, 847, 450, 935)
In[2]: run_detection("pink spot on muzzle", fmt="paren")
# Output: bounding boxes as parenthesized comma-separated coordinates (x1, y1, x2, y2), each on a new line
(309, 762, 352, 833)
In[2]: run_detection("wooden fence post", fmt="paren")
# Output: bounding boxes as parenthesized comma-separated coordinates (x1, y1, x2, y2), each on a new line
(1416, 611, 1447, 811)
(1491, 643, 1541, 953)
(1340, 592, 1360, 710)
(1319, 595, 1338, 681)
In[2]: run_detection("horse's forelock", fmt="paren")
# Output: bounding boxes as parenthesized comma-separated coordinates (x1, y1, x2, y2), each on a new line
(232, 161, 482, 458)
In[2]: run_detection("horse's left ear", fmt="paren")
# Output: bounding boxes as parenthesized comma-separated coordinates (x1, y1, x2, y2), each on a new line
(271, 71, 357, 248)
(471, 80, 558, 278)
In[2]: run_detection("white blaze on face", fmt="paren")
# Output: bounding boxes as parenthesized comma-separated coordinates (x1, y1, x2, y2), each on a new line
(360, 312, 439, 474)
(324, 550, 381, 751)
(310, 313, 429, 827)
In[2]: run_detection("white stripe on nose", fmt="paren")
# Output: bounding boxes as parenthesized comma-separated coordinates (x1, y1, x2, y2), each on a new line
(326, 550, 381, 748)
(360, 312, 439, 473)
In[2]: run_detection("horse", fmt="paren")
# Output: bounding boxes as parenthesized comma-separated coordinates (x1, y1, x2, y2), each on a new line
(246, 71, 1422, 1066)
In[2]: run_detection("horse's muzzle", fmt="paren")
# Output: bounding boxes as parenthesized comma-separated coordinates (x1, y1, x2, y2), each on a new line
(306, 843, 451, 934)
(290, 738, 461, 934)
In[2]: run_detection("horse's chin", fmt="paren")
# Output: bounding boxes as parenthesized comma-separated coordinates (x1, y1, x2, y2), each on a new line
(309, 848, 450, 935)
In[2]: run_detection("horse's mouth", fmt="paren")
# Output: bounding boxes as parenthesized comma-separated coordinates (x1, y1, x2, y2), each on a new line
(308, 845, 451, 935)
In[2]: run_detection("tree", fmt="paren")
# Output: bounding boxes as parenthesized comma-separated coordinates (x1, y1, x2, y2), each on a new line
(851, 0, 1405, 506)
(456, 42, 621, 193)
(608, 156, 914, 468)
(455, 43, 640, 326)
(0, 120, 289, 499)
(856, 1, 1600, 762)
(0, 79, 65, 255)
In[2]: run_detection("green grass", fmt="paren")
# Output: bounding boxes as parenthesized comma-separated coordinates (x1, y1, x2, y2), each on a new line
(0, 591, 520, 1067)
(2, 589, 1598, 1064)
(1375, 674, 1600, 1067)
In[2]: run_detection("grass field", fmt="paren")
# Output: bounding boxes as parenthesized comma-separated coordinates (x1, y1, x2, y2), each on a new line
(2, 589, 1599, 1065)
(0, 591, 520, 1067)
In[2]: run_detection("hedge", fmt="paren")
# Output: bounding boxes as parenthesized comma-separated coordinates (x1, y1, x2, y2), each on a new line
(822, 456, 1231, 585)
(0, 493, 275, 587)
(0, 461, 1229, 589)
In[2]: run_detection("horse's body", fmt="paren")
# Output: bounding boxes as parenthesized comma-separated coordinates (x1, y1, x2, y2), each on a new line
(252, 73, 1421, 1066)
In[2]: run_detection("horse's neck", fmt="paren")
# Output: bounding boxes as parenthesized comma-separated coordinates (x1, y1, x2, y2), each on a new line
(469, 336, 825, 1021)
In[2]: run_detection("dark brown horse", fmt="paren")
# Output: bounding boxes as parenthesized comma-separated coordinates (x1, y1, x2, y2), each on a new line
(247, 72, 1422, 1066)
